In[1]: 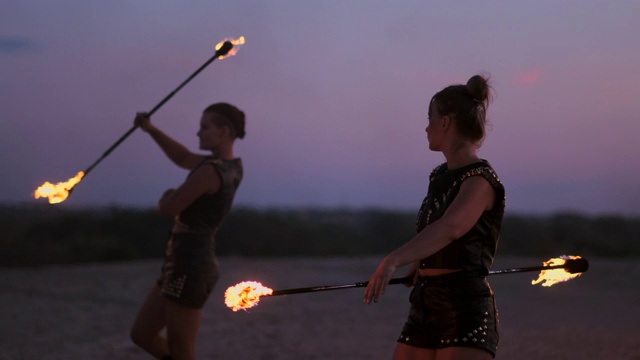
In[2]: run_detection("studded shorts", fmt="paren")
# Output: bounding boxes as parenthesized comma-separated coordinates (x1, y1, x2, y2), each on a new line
(397, 272, 499, 358)
(156, 232, 219, 309)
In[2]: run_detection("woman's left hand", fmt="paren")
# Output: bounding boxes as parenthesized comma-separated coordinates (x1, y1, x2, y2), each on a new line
(364, 255, 398, 304)
(134, 112, 154, 132)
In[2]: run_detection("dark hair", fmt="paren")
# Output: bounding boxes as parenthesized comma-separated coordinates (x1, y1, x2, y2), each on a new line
(204, 102, 246, 139)
(430, 74, 493, 143)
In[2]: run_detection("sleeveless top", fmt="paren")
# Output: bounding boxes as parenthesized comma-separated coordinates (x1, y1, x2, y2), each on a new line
(174, 157, 243, 235)
(416, 160, 505, 276)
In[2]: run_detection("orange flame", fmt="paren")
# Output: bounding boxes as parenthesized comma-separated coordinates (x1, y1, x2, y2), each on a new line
(34, 171, 85, 204)
(215, 36, 245, 60)
(532, 255, 583, 287)
(224, 280, 273, 312)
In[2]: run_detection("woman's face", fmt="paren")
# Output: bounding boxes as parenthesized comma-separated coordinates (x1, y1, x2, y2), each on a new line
(425, 103, 445, 151)
(197, 112, 228, 150)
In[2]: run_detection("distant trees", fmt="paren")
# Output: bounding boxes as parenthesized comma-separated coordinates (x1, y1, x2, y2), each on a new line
(500, 212, 640, 257)
(217, 208, 416, 257)
(0, 205, 170, 266)
(0, 204, 638, 267)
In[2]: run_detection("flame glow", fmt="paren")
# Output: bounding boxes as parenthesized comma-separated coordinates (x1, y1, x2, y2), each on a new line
(224, 281, 273, 312)
(532, 255, 583, 287)
(215, 36, 246, 59)
(34, 171, 84, 204)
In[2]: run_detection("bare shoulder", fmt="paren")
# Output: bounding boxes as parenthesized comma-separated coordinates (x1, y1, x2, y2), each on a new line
(459, 175, 496, 211)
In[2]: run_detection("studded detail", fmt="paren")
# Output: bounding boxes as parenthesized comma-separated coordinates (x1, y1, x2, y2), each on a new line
(443, 310, 491, 350)
(163, 274, 187, 298)
(415, 163, 505, 238)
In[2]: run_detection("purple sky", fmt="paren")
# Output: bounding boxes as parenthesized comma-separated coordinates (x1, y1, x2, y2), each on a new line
(2, 1, 639, 215)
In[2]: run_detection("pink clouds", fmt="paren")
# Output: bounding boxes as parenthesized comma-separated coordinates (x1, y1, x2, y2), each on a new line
(516, 68, 543, 87)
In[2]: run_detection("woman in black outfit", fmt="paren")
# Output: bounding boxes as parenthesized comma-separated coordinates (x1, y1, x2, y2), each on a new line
(364, 75, 505, 360)
(130, 103, 245, 360)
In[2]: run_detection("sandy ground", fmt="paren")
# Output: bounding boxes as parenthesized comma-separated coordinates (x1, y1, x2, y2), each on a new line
(1, 256, 638, 360)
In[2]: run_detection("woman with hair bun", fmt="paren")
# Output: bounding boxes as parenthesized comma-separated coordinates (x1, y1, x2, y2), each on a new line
(364, 75, 505, 359)
(130, 102, 245, 360)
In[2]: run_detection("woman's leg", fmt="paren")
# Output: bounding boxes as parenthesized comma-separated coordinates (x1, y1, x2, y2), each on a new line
(392, 342, 436, 360)
(165, 300, 203, 360)
(435, 347, 493, 360)
(130, 285, 171, 359)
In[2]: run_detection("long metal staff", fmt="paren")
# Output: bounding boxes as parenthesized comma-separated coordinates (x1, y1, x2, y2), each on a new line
(268, 257, 589, 296)
(82, 41, 234, 177)
(34, 40, 239, 204)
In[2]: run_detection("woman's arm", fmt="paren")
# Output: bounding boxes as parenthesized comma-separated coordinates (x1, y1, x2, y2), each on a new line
(135, 113, 204, 170)
(157, 163, 222, 217)
(364, 175, 496, 304)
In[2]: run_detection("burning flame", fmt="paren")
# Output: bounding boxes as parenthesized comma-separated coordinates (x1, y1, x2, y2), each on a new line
(34, 171, 85, 204)
(215, 36, 245, 59)
(532, 255, 583, 287)
(225, 281, 273, 312)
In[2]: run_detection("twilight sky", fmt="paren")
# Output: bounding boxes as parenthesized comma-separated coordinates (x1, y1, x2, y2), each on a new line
(2, 1, 639, 215)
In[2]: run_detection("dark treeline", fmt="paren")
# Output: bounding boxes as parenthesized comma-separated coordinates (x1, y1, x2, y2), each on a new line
(1, 204, 639, 267)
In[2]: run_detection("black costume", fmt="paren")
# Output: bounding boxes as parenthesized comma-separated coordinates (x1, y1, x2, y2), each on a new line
(397, 160, 505, 357)
(157, 157, 243, 308)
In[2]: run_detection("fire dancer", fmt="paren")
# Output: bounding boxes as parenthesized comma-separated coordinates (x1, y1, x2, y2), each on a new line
(129, 103, 245, 360)
(364, 75, 504, 359)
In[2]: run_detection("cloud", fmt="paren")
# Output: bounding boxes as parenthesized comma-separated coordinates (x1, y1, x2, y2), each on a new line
(516, 68, 543, 87)
(0, 37, 35, 53)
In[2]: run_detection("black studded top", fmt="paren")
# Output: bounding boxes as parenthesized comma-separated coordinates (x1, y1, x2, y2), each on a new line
(416, 160, 505, 275)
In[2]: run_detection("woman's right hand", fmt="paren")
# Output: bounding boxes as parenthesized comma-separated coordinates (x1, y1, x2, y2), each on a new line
(364, 255, 398, 304)
(134, 112, 153, 132)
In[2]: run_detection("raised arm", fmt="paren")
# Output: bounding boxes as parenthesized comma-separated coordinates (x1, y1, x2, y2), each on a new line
(135, 112, 204, 170)
(364, 175, 496, 304)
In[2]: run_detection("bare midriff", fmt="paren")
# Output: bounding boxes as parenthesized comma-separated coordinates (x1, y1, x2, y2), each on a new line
(418, 268, 463, 277)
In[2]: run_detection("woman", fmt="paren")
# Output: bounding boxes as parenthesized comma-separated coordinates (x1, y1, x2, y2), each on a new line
(130, 103, 245, 360)
(364, 75, 505, 360)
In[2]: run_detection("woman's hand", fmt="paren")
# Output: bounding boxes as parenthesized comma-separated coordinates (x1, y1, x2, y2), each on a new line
(364, 255, 398, 304)
(134, 112, 153, 132)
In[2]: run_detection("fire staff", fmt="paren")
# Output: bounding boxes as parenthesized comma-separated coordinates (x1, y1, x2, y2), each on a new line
(364, 75, 504, 360)
(129, 103, 245, 360)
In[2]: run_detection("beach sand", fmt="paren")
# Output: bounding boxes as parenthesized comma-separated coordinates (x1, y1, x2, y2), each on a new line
(1, 256, 638, 360)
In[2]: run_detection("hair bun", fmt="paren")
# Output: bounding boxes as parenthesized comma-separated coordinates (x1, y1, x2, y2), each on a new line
(466, 75, 490, 103)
